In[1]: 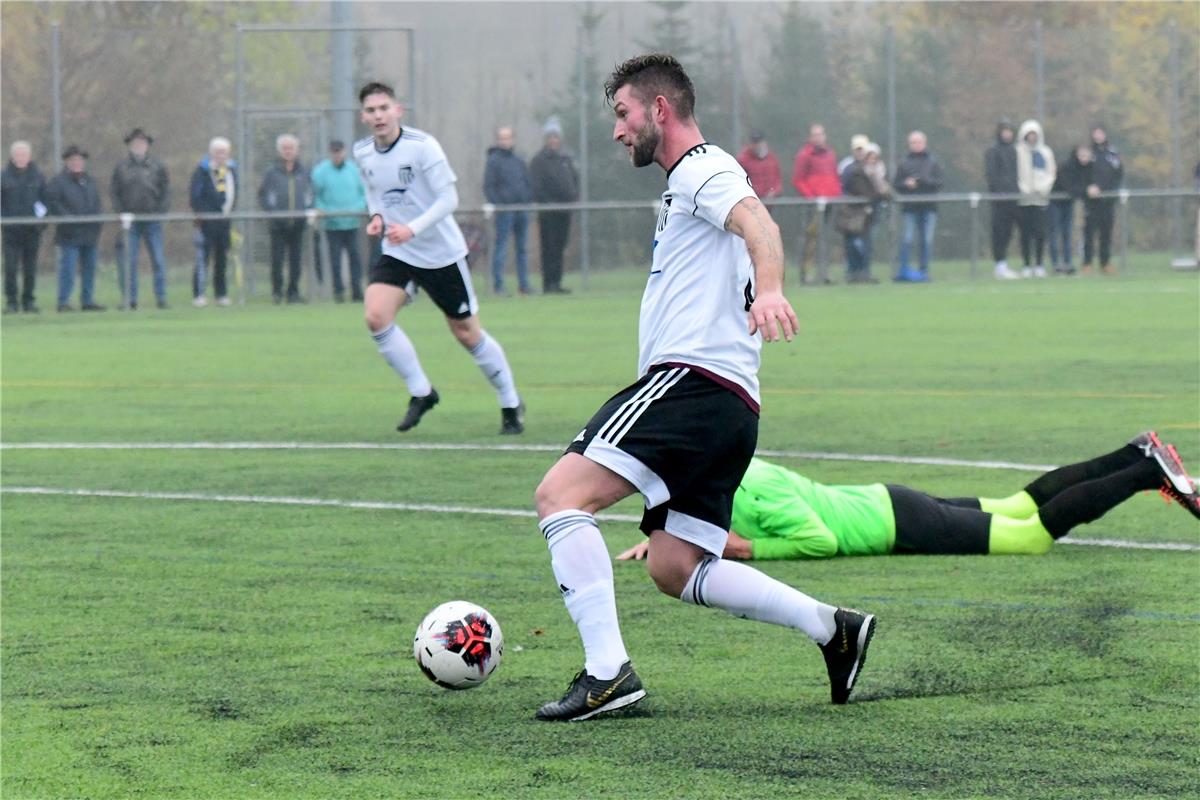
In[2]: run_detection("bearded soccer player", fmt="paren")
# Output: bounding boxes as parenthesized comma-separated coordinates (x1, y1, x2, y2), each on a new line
(355, 82, 524, 435)
(617, 432, 1200, 562)
(532, 54, 876, 722)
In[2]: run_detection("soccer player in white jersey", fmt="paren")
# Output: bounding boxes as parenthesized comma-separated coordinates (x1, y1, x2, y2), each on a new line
(355, 82, 524, 435)
(532, 55, 877, 721)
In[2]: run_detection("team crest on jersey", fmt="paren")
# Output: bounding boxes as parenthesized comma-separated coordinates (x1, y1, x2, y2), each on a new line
(397, 165, 415, 186)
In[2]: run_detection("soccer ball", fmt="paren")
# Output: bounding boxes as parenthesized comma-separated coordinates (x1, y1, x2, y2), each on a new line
(413, 601, 504, 690)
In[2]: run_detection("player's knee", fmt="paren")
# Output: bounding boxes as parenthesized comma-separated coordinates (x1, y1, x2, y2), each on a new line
(646, 557, 694, 599)
(533, 476, 563, 519)
(364, 307, 391, 333)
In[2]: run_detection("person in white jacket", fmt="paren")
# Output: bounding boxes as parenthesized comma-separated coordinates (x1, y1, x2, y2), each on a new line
(1016, 119, 1056, 277)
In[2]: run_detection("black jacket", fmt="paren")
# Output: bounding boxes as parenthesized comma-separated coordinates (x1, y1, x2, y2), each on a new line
(483, 147, 533, 205)
(1089, 142, 1123, 193)
(1052, 151, 1089, 200)
(1, 160, 46, 235)
(530, 146, 579, 204)
(984, 123, 1018, 194)
(257, 160, 313, 228)
(111, 154, 170, 214)
(44, 169, 102, 246)
(895, 151, 944, 212)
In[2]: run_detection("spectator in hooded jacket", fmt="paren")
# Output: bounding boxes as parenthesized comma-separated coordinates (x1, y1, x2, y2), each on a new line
(984, 119, 1020, 280)
(1, 141, 46, 313)
(111, 128, 170, 309)
(311, 139, 368, 302)
(259, 133, 314, 304)
(44, 146, 105, 312)
(1083, 126, 1123, 275)
(836, 143, 890, 284)
(736, 131, 782, 200)
(529, 118, 579, 294)
(791, 123, 840, 284)
(189, 136, 237, 307)
(1048, 144, 1091, 275)
(1015, 120, 1056, 278)
(894, 131, 943, 282)
(484, 126, 533, 295)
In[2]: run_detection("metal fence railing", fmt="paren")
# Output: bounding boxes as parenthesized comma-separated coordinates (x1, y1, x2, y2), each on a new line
(3, 188, 1197, 307)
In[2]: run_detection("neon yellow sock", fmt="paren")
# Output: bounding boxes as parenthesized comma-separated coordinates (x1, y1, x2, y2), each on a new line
(987, 515, 1054, 555)
(980, 491, 1038, 520)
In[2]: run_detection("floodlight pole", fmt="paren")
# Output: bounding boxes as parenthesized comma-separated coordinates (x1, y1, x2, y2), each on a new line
(1168, 20, 1183, 259)
(577, 23, 591, 289)
(51, 22, 62, 162)
(1034, 20, 1045, 123)
(885, 25, 898, 278)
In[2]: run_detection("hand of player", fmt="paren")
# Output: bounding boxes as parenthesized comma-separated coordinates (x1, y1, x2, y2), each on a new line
(616, 541, 649, 561)
(748, 290, 799, 342)
(365, 215, 383, 236)
(386, 223, 414, 245)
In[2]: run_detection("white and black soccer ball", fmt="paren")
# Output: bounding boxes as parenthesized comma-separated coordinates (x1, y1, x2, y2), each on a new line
(413, 601, 504, 690)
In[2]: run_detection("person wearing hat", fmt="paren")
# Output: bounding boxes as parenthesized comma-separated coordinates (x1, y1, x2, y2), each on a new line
(529, 117, 579, 294)
(735, 131, 782, 201)
(984, 119, 1021, 280)
(837, 134, 869, 179)
(111, 128, 170, 309)
(311, 139, 368, 302)
(43, 145, 104, 311)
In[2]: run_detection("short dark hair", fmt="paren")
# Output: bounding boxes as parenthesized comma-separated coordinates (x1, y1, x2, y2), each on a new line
(329, 139, 345, 152)
(604, 53, 695, 120)
(358, 81, 396, 104)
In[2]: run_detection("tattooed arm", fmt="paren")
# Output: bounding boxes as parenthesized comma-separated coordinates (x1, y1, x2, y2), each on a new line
(725, 196, 798, 342)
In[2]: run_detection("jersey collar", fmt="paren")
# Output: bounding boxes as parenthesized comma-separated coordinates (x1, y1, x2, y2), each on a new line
(665, 142, 710, 179)
(376, 127, 403, 154)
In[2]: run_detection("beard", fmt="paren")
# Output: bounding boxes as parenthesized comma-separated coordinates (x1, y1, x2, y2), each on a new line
(627, 119, 660, 168)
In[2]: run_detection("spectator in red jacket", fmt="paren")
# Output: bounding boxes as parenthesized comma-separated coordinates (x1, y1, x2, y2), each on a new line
(791, 124, 841, 283)
(736, 131, 782, 200)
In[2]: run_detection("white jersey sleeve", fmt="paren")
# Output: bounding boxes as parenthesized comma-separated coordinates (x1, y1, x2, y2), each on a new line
(670, 163, 756, 232)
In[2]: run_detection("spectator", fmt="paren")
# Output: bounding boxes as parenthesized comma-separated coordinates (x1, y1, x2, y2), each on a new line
(894, 130, 943, 282)
(836, 142, 890, 284)
(311, 139, 367, 302)
(1083, 125, 1123, 275)
(984, 119, 1020, 280)
(484, 126, 533, 295)
(791, 123, 841, 284)
(529, 118, 579, 294)
(110, 128, 170, 309)
(259, 133, 314, 304)
(836, 134, 869, 178)
(189, 136, 237, 307)
(44, 145, 104, 312)
(1, 141, 46, 313)
(1015, 119, 1056, 278)
(736, 130, 782, 200)
(1048, 144, 1091, 275)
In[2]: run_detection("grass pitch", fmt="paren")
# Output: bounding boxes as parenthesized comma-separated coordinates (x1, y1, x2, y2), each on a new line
(2, 257, 1198, 799)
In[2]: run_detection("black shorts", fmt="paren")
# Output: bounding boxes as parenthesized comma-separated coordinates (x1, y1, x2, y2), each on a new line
(369, 254, 478, 320)
(887, 485, 990, 555)
(566, 366, 759, 556)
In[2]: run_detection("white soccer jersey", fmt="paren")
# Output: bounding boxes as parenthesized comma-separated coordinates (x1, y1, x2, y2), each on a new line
(639, 143, 761, 405)
(354, 127, 468, 268)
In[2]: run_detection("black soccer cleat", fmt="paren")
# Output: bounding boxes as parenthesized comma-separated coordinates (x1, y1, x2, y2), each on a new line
(500, 400, 525, 435)
(535, 660, 646, 721)
(819, 608, 877, 704)
(396, 388, 439, 432)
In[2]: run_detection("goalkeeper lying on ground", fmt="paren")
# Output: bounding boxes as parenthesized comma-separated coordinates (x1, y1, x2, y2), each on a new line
(618, 432, 1199, 562)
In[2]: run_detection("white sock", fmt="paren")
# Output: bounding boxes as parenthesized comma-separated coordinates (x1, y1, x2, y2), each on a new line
(540, 510, 628, 680)
(371, 324, 432, 397)
(469, 331, 519, 408)
(681, 557, 837, 644)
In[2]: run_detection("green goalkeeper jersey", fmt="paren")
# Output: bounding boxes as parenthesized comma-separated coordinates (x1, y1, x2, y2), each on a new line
(729, 458, 896, 559)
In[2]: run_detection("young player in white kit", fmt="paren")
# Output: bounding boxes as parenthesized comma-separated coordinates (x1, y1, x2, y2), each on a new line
(532, 56, 878, 721)
(355, 82, 524, 435)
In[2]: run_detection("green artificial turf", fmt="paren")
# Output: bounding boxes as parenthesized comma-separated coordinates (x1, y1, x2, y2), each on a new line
(2, 256, 1197, 799)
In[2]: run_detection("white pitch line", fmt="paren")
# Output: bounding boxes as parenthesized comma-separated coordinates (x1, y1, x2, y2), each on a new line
(3, 486, 1195, 552)
(0, 441, 1060, 472)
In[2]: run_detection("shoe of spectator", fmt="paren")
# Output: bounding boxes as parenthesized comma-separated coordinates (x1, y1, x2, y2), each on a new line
(22, 302, 40, 314)
(351, 292, 364, 303)
(4, 301, 18, 314)
(286, 294, 307, 304)
(334, 292, 345, 304)
(192, 296, 208, 308)
(81, 303, 106, 312)
(1033, 266, 1047, 278)
(128, 302, 138, 311)
(217, 296, 232, 307)
(995, 263, 1020, 280)
(156, 298, 169, 310)
(1100, 264, 1117, 276)
(1020, 267, 1033, 278)
(1080, 263, 1094, 275)
(57, 304, 74, 312)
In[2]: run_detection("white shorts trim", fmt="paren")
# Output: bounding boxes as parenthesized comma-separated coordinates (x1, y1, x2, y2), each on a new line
(454, 257, 479, 317)
(663, 509, 729, 557)
(581, 438, 670, 508)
